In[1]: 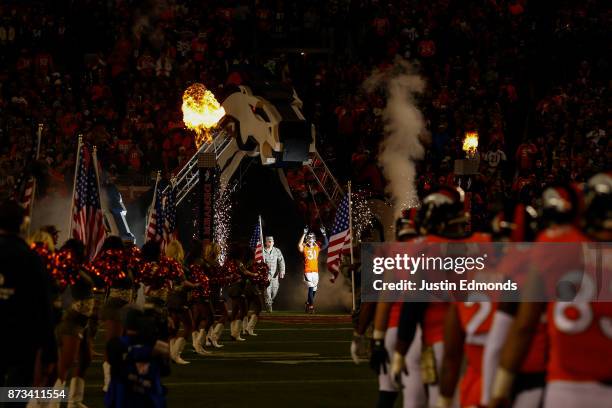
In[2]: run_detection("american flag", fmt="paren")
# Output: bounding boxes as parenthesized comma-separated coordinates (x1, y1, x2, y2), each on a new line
(12, 147, 38, 213)
(161, 186, 178, 251)
(20, 178, 35, 213)
(12, 170, 35, 213)
(145, 178, 165, 244)
(145, 180, 177, 251)
(249, 217, 263, 263)
(327, 194, 352, 281)
(71, 143, 106, 260)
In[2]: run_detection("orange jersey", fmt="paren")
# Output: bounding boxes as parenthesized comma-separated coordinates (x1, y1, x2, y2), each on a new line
(457, 301, 495, 407)
(303, 244, 320, 273)
(521, 321, 548, 373)
(495, 247, 549, 373)
(542, 230, 612, 382)
(388, 302, 402, 328)
(535, 224, 590, 243)
(419, 232, 492, 346)
(534, 227, 612, 382)
(547, 301, 612, 382)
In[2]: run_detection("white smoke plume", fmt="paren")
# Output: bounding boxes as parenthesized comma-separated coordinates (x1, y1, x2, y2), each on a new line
(30, 192, 72, 245)
(364, 57, 426, 218)
(279, 264, 353, 313)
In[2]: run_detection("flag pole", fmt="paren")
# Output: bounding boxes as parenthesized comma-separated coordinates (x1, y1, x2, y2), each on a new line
(348, 181, 355, 312)
(69, 136, 83, 238)
(92, 146, 108, 235)
(145, 171, 161, 243)
(26, 123, 44, 236)
(258, 214, 264, 257)
(35, 123, 43, 158)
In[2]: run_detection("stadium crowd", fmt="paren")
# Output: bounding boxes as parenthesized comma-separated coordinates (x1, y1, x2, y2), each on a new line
(1, 0, 609, 223)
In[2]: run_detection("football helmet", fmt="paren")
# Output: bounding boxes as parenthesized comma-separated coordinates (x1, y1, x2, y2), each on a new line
(583, 173, 611, 232)
(541, 184, 580, 225)
(417, 186, 468, 235)
(491, 201, 538, 242)
(395, 207, 419, 240)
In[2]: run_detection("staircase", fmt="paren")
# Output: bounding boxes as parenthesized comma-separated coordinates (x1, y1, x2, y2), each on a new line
(166, 131, 343, 210)
(163, 128, 233, 205)
(304, 151, 344, 207)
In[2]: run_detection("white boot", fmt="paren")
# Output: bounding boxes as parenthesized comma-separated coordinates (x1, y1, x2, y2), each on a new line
(231, 320, 246, 341)
(171, 337, 189, 365)
(102, 361, 111, 392)
(205, 326, 213, 346)
(67, 377, 87, 408)
(170, 337, 189, 365)
(237, 320, 246, 341)
(192, 331, 210, 355)
(229, 320, 236, 339)
(198, 329, 210, 349)
(247, 314, 258, 336)
(211, 323, 224, 348)
(242, 316, 249, 335)
(169, 337, 177, 358)
(46, 378, 65, 408)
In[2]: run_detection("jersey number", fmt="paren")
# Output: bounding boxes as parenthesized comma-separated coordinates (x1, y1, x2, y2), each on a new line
(306, 249, 317, 260)
(464, 293, 491, 344)
(553, 272, 612, 339)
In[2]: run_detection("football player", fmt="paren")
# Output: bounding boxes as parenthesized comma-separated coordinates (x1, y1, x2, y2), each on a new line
(391, 186, 490, 408)
(489, 181, 611, 408)
(370, 209, 427, 408)
(481, 202, 546, 408)
(298, 226, 328, 313)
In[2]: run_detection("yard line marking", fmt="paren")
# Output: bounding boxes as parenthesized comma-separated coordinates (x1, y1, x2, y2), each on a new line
(193, 351, 319, 358)
(86, 378, 374, 388)
(261, 359, 354, 364)
(243, 340, 349, 344)
(248, 327, 353, 331)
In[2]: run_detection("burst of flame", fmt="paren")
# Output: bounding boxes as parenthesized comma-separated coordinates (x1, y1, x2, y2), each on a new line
(182, 83, 225, 147)
(462, 131, 479, 158)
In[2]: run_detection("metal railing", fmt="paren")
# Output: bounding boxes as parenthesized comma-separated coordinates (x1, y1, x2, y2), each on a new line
(305, 150, 344, 207)
(163, 128, 233, 205)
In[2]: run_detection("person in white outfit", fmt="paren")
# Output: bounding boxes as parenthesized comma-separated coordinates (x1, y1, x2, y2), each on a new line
(262, 236, 285, 312)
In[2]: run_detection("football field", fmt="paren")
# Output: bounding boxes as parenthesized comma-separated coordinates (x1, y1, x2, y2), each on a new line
(86, 313, 378, 407)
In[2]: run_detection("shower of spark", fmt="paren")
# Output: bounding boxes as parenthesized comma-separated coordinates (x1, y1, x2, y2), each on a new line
(352, 192, 375, 242)
(182, 83, 225, 147)
(214, 184, 233, 265)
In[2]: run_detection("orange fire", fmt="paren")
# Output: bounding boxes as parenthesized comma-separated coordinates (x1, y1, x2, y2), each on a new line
(462, 131, 479, 159)
(182, 83, 225, 147)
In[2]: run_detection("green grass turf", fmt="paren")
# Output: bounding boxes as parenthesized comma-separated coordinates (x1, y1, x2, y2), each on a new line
(84, 312, 379, 407)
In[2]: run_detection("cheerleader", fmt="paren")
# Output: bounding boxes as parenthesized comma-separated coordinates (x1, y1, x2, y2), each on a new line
(29, 229, 63, 334)
(203, 242, 227, 348)
(243, 261, 270, 336)
(93, 236, 140, 392)
(139, 241, 171, 348)
(28, 230, 62, 391)
(185, 240, 215, 354)
(54, 239, 104, 408)
(165, 240, 198, 364)
(226, 244, 259, 341)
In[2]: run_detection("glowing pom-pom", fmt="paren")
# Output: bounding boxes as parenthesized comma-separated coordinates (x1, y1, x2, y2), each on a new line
(251, 262, 270, 288)
(91, 248, 133, 287)
(53, 247, 85, 287)
(31, 242, 66, 290)
(189, 264, 211, 299)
